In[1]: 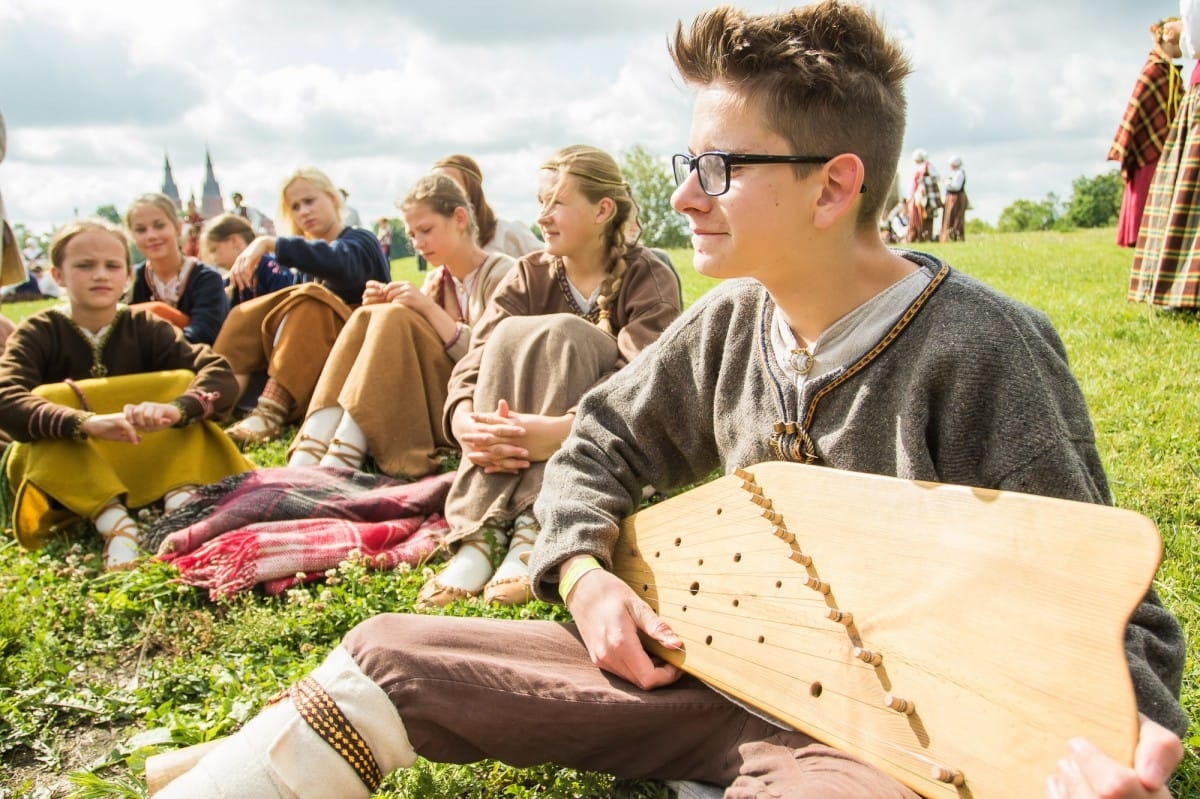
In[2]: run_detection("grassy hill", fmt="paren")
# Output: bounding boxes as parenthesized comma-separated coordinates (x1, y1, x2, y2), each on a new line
(1, 227, 1196, 797)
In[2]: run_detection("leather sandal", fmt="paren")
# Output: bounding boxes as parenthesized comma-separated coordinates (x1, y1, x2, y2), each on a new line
(289, 433, 331, 464)
(415, 534, 499, 609)
(483, 520, 539, 606)
(102, 515, 143, 572)
(225, 398, 289, 445)
(321, 438, 368, 471)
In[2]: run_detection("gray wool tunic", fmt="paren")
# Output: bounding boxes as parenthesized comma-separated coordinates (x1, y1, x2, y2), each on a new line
(531, 252, 1188, 737)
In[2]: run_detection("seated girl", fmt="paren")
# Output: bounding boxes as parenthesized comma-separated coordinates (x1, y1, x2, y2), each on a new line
(124, 193, 229, 345)
(215, 168, 391, 445)
(200, 213, 303, 304)
(418, 144, 682, 608)
(287, 174, 515, 477)
(432, 154, 544, 257)
(0, 219, 252, 570)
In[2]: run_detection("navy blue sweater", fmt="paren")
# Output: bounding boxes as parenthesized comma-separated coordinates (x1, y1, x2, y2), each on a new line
(129, 261, 229, 345)
(274, 226, 389, 306)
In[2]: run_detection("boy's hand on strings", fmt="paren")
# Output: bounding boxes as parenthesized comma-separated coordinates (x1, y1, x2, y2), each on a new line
(81, 412, 142, 444)
(1046, 715, 1183, 799)
(123, 401, 183, 432)
(565, 563, 683, 690)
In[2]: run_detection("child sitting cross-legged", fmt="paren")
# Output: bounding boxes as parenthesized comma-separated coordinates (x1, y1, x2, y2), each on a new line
(0, 218, 252, 570)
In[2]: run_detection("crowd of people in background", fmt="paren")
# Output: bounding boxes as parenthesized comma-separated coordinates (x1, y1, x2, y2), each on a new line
(878, 149, 969, 244)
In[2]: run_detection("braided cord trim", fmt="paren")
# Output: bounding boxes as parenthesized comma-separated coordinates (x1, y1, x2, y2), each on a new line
(290, 676, 383, 792)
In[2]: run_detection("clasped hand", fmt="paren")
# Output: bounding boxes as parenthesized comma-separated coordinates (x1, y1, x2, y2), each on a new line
(453, 399, 573, 474)
(361, 280, 433, 313)
(80, 402, 182, 443)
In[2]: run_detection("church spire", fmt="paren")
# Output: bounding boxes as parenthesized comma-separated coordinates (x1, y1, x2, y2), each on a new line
(200, 147, 224, 218)
(161, 152, 182, 209)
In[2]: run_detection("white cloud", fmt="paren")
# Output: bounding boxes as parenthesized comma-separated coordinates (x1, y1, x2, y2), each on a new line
(0, 0, 1168, 233)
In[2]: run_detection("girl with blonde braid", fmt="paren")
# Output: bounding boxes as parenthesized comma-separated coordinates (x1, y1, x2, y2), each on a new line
(417, 144, 682, 607)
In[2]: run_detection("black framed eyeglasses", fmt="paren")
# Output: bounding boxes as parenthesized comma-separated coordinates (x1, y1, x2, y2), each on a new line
(672, 151, 865, 196)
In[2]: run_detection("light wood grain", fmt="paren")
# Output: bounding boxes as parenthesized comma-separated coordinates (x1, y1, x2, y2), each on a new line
(612, 461, 1160, 799)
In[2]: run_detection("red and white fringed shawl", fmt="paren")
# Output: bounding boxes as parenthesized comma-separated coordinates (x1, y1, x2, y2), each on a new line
(153, 466, 454, 599)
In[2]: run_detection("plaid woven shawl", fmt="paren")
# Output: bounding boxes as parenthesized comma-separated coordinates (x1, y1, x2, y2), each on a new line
(151, 466, 454, 599)
(1109, 53, 1182, 175)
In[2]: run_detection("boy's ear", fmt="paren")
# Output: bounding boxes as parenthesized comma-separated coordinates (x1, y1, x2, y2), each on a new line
(813, 154, 867, 229)
(50, 266, 66, 287)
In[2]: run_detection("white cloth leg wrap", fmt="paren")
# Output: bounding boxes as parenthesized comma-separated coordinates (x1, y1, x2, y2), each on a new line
(288, 406, 343, 467)
(320, 411, 368, 469)
(490, 512, 539, 583)
(156, 647, 415, 799)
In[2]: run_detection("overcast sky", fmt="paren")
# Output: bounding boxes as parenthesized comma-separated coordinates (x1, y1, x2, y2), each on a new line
(0, 0, 1175, 237)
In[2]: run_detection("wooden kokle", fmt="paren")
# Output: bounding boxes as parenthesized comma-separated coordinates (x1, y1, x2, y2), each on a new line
(611, 462, 1161, 799)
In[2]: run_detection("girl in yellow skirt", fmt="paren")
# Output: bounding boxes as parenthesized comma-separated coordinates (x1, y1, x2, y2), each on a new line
(285, 174, 515, 477)
(0, 219, 252, 570)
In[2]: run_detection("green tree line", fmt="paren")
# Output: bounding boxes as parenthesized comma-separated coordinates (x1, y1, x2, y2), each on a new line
(996, 169, 1122, 233)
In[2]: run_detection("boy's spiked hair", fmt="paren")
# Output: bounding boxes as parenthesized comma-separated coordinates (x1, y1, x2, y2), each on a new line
(670, 1, 911, 227)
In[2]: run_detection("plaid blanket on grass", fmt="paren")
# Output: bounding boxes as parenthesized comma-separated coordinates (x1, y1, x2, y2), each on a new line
(150, 466, 454, 599)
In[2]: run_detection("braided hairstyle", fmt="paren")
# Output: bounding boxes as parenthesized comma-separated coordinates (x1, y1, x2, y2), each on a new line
(399, 173, 479, 308)
(539, 145, 639, 335)
(432, 154, 498, 249)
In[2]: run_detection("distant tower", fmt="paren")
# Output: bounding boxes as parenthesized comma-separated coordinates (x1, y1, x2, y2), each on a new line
(200, 148, 224, 218)
(161, 153, 182, 210)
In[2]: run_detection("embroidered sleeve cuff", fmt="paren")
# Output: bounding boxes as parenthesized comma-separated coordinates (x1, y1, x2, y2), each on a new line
(71, 411, 95, 441)
(170, 396, 203, 427)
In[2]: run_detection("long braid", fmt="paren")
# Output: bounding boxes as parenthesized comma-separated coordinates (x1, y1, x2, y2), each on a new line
(595, 189, 635, 334)
(541, 146, 639, 334)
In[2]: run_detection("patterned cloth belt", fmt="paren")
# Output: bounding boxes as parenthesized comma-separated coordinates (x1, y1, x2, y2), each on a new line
(289, 675, 384, 791)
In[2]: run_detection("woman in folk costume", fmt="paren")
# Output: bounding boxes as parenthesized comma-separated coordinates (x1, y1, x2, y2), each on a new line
(1132, 2, 1200, 310)
(286, 174, 516, 477)
(0, 219, 251, 570)
(216, 167, 391, 444)
(938, 156, 968, 242)
(1109, 16, 1184, 248)
(416, 144, 682, 608)
(124, 193, 230, 345)
(432, 154, 544, 258)
(904, 148, 939, 243)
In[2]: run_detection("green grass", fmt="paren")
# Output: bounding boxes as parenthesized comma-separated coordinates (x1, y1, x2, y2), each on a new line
(0, 229, 1195, 797)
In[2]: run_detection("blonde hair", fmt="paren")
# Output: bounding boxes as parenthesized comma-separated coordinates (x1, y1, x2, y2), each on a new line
(432, 154, 497, 248)
(123, 192, 183, 234)
(540, 144, 638, 335)
(278, 167, 344, 236)
(670, 1, 911, 227)
(399, 173, 479, 241)
(49, 218, 132, 271)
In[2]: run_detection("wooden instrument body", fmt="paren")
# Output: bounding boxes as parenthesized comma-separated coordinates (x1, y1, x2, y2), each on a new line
(611, 462, 1161, 799)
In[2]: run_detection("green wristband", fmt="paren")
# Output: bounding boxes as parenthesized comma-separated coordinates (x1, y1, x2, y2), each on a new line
(558, 556, 602, 603)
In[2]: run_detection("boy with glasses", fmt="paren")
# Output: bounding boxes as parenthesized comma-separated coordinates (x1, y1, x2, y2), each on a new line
(158, 3, 1187, 797)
